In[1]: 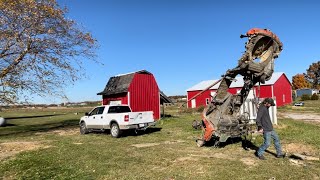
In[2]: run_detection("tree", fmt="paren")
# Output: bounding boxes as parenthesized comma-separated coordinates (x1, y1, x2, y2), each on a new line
(0, 0, 98, 104)
(292, 74, 310, 90)
(304, 61, 320, 89)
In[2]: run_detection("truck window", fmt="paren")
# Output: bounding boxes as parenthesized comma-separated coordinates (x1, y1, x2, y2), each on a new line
(89, 107, 105, 115)
(89, 108, 98, 116)
(108, 106, 131, 113)
(97, 107, 105, 114)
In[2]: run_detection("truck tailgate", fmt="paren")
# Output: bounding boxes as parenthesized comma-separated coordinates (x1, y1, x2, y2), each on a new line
(128, 111, 154, 124)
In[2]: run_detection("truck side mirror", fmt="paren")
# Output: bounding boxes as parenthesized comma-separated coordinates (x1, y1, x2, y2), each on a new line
(85, 112, 89, 116)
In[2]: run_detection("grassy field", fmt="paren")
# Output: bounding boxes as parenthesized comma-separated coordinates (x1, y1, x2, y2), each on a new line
(0, 104, 320, 180)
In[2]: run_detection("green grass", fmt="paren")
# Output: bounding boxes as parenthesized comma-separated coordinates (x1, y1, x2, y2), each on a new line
(278, 118, 320, 149)
(0, 106, 319, 180)
(278, 99, 320, 113)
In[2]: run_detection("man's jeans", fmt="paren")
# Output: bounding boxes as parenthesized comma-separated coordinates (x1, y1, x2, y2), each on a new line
(257, 130, 282, 156)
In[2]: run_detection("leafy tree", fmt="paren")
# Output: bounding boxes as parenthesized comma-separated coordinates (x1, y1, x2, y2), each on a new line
(0, 0, 98, 104)
(304, 61, 320, 89)
(292, 74, 310, 90)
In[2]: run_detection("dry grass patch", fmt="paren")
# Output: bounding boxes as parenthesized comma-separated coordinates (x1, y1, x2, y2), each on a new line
(131, 140, 185, 148)
(0, 141, 48, 160)
(275, 123, 288, 129)
(35, 127, 79, 136)
(131, 142, 161, 148)
(240, 157, 257, 166)
(284, 142, 318, 156)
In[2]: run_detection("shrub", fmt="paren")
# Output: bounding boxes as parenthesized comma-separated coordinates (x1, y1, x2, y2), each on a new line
(301, 94, 311, 101)
(311, 93, 319, 100)
(180, 107, 194, 114)
(196, 105, 205, 113)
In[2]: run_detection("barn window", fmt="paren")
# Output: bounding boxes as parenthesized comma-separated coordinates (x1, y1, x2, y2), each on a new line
(206, 98, 210, 105)
(283, 94, 285, 103)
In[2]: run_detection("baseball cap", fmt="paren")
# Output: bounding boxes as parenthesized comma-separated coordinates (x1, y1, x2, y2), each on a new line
(265, 98, 275, 106)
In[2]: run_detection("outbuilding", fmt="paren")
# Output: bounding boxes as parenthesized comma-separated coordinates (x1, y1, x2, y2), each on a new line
(187, 72, 292, 108)
(296, 88, 319, 97)
(97, 70, 163, 120)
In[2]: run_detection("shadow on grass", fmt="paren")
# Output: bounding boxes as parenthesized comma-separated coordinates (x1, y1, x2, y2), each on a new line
(90, 127, 162, 137)
(123, 127, 162, 137)
(161, 114, 174, 118)
(0, 119, 79, 137)
(204, 137, 278, 157)
(5, 114, 64, 120)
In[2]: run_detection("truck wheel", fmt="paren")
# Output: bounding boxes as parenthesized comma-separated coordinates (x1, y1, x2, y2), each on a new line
(80, 122, 89, 134)
(110, 123, 121, 138)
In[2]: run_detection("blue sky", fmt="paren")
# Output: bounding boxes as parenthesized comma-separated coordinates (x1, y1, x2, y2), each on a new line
(35, 0, 320, 103)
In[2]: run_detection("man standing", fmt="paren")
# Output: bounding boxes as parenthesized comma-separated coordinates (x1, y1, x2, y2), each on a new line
(255, 98, 285, 160)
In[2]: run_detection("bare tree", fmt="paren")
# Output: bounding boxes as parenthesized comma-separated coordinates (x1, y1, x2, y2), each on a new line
(0, 0, 98, 104)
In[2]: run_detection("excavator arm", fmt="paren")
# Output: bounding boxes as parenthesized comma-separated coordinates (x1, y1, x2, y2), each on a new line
(197, 28, 283, 147)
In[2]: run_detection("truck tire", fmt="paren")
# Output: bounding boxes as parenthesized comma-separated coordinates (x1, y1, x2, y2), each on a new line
(110, 123, 122, 138)
(80, 121, 89, 134)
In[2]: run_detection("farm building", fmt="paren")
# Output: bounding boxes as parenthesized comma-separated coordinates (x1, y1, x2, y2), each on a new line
(187, 72, 292, 108)
(296, 88, 319, 97)
(97, 70, 172, 120)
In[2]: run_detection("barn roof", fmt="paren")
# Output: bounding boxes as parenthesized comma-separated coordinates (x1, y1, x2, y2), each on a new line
(160, 91, 174, 104)
(97, 70, 172, 103)
(187, 72, 286, 91)
(186, 79, 221, 92)
(97, 70, 152, 95)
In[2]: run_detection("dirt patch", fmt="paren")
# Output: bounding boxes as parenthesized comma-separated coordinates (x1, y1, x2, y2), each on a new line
(284, 143, 318, 156)
(279, 112, 320, 123)
(0, 141, 44, 160)
(35, 128, 79, 136)
(240, 157, 257, 166)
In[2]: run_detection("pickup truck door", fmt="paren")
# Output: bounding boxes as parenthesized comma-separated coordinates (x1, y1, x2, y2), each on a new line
(86, 107, 105, 129)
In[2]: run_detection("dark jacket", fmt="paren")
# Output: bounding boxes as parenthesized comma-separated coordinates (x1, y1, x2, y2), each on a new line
(256, 105, 273, 132)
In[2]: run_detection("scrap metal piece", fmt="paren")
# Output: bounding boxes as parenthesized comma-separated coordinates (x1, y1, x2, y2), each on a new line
(198, 28, 283, 147)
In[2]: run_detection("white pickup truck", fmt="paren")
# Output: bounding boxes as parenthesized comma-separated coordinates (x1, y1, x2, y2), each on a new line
(79, 105, 155, 138)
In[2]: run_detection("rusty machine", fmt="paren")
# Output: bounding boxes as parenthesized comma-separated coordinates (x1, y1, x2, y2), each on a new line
(195, 28, 283, 147)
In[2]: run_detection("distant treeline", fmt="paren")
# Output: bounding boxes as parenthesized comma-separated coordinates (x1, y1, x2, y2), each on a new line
(0, 101, 101, 108)
(168, 95, 187, 102)
(168, 95, 187, 99)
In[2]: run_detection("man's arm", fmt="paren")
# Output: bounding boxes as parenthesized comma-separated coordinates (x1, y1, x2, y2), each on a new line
(256, 106, 264, 131)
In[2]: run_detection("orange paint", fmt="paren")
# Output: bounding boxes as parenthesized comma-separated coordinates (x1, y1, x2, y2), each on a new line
(202, 113, 215, 141)
(246, 28, 283, 50)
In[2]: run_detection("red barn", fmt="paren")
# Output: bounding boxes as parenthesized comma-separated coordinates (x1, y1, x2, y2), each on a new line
(97, 70, 161, 120)
(187, 72, 292, 108)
